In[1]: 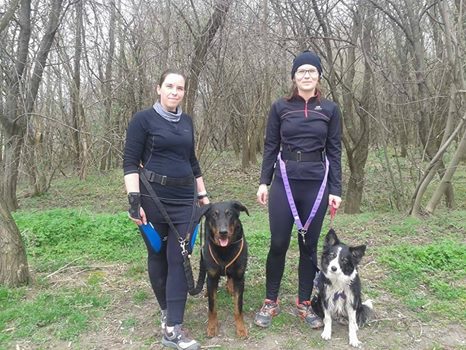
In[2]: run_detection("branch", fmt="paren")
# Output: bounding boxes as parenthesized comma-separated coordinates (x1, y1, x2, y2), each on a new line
(0, 0, 20, 34)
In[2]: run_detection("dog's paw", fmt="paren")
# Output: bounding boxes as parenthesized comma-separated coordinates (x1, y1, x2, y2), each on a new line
(349, 336, 362, 348)
(206, 321, 219, 337)
(236, 324, 248, 338)
(321, 328, 331, 340)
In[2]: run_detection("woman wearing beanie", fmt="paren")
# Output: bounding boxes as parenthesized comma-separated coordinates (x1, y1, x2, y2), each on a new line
(254, 51, 342, 329)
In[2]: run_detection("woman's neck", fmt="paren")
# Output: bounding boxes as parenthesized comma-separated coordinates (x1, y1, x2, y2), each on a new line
(298, 90, 316, 102)
(160, 102, 177, 113)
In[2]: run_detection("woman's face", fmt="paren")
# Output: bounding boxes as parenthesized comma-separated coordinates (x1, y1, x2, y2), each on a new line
(294, 64, 319, 95)
(157, 73, 186, 112)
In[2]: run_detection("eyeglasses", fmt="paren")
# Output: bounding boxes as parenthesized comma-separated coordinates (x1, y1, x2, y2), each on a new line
(295, 69, 319, 79)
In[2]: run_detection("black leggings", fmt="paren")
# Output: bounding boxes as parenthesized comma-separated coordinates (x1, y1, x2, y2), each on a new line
(265, 175, 328, 304)
(140, 195, 194, 327)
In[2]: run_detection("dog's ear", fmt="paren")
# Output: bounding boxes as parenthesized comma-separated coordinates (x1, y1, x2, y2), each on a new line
(198, 203, 212, 218)
(350, 245, 366, 264)
(325, 228, 339, 246)
(231, 201, 249, 216)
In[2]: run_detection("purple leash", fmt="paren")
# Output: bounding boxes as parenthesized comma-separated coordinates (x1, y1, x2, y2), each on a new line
(278, 152, 329, 242)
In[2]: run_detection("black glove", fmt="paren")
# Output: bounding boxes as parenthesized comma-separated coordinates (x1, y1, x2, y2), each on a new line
(128, 192, 141, 220)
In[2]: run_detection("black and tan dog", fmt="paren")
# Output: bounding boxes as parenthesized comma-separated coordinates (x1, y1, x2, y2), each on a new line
(201, 201, 249, 338)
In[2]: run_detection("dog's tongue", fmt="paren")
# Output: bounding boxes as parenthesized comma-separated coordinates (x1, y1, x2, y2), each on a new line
(219, 238, 229, 247)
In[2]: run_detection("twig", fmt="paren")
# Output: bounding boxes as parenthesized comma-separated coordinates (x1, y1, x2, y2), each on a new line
(368, 316, 407, 323)
(45, 257, 83, 279)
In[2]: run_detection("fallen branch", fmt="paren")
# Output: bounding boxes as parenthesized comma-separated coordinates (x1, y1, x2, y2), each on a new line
(45, 257, 83, 279)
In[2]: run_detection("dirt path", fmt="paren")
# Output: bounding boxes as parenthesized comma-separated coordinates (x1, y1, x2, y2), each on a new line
(13, 264, 463, 350)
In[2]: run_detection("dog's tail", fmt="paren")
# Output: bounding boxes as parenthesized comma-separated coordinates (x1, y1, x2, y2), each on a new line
(188, 251, 206, 296)
(357, 299, 373, 327)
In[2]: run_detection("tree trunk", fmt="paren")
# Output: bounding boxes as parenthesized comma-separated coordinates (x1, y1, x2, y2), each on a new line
(241, 131, 250, 170)
(1, 0, 31, 211)
(185, 0, 233, 116)
(0, 201, 29, 286)
(426, 118, 466, 213)
(71, 0, 89, 179)
(101, 0, 116, 171)
(345, 163, 364, 214)
(410, 114, 466, 215)
(2, 132, 23, 210)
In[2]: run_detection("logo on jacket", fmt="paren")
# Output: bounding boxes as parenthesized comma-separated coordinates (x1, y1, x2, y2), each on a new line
(315, 105, 323, 111)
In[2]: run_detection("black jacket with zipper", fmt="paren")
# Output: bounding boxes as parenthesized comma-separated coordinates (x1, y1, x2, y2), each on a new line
(259, 94, 342, 196)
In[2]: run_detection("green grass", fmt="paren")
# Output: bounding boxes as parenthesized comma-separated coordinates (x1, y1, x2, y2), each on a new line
(14, 209, 145, 272)
(378, 240, 466, 321)
(2, 152, 466, 348)
(0, 284, 109, 344)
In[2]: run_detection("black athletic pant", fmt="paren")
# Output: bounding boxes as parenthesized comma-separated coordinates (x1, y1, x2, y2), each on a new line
(265, 175, 329, 304)
(140, 221, 191, 327)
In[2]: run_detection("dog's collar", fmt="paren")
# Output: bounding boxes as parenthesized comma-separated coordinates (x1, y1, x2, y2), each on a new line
(208, 237, 244, 275)
(333, 291, 347, 302)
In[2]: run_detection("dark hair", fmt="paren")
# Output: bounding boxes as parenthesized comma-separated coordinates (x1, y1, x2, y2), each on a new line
(158, 69, 187, 86)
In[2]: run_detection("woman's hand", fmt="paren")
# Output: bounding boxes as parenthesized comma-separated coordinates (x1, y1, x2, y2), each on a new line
(329, 194, 342, 209)
(257, 184, 269, 206)
(199, 196, 210, 206)
(128, 206, 147, 226)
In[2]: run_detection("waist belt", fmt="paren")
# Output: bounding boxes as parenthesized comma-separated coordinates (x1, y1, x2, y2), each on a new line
(141, 168, 194, 186)
(281, 149, 325, 162)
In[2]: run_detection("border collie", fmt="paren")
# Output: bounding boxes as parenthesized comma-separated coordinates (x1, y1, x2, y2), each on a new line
(312, 229, 373, 347)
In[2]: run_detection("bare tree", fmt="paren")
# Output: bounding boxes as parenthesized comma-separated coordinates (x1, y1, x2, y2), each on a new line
(338, 1, 374, 214)
(71, 0, 89, 179)
(184, 0, 234, 116)
(0, 0, 65, 286)
(409, 0, 464, 215)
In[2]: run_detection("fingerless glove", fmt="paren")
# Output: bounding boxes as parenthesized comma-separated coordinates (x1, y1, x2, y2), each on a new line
(128, 192, 141, 220)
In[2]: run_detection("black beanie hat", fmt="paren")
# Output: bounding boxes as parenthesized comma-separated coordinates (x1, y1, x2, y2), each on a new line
(291, 50, 322, 79)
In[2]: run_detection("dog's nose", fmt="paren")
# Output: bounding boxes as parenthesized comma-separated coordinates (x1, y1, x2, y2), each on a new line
(219, 230, 228, 236)
(331, 266, 337, 272)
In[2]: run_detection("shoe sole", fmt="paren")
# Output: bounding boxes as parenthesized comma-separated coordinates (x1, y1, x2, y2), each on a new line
(161, 338, 200, 350)
(254, 309, 280, 328)
(294, 309, 323, 329)
(254, 319, 271, 328)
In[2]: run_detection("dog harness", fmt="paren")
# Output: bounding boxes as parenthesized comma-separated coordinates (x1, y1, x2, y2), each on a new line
(208, 237, 245, 275)
(333, 291, 347, 301)
(278, 152, 329, 241)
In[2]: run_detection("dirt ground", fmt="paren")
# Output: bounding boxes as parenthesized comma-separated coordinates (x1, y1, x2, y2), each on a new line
(12, 263, 465, 350)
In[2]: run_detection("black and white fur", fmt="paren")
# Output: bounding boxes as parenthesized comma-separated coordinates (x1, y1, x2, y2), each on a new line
(312, 229, 373, 347)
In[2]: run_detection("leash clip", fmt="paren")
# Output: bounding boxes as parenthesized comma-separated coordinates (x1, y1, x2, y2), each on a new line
(298, 228, 307, 240)
(179, 238, 188, 256)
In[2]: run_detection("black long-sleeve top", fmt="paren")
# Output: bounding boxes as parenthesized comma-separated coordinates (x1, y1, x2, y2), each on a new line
(123, 107, 201, 199)
(259, 94, 342, 196)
